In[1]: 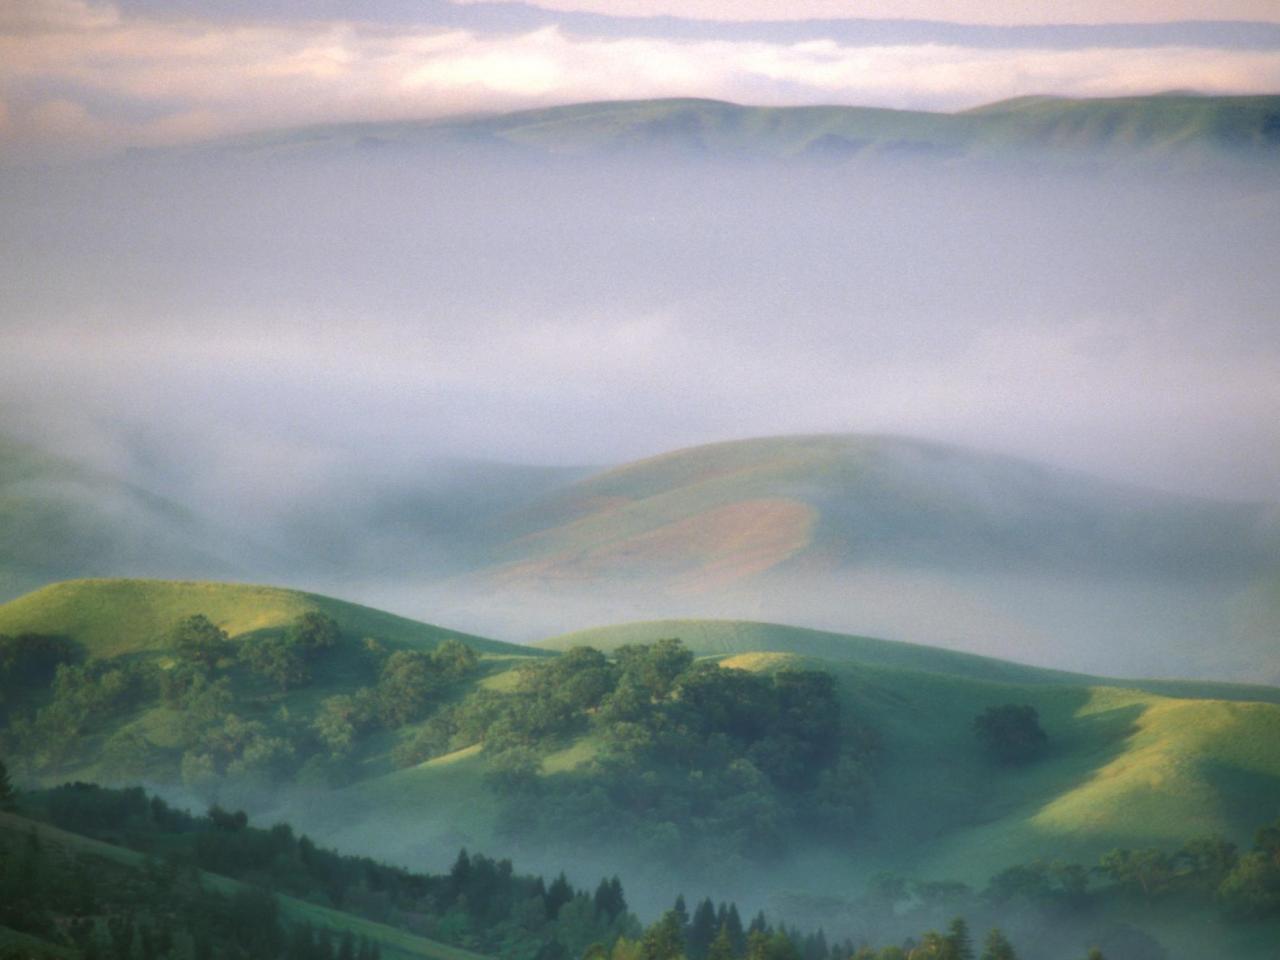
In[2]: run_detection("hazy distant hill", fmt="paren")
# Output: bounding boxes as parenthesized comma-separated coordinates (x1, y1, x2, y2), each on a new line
(460, 434, 1280, 682)
(0, 437, 241, 600)
(201, 94, 1280, 166)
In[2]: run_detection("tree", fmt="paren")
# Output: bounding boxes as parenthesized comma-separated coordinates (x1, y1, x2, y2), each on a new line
(241, 633, 310, 690)
(0, 758, 16, 810)
(376, 651, 438, 727)
(945, 918, 973, 960)
(1218, 851, 1280, 919)
(289, 612, 341, 654)
(168, 615, 231, 670)
(688, 898, 720, 960)
(1099, 848, 1175, 903)
(707, 925, 735, 960)
(979, 929, 1017, 960)
(593, 876, 626, 922)
(972, 705, 1047, 765)
(314, 694, 362, 759)
(641, 911, 684, 960)
(431, 639, 479, 682)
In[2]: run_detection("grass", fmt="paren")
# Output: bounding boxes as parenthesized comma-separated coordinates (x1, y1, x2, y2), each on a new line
(724, 654, 1280, 884)
(0, 578, 531, 658)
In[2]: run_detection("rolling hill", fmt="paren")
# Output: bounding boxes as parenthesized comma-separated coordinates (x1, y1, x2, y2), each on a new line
(0, 577, 531, 660)
(2, 578, 1278, 958)
(308, 616, 1280, 960)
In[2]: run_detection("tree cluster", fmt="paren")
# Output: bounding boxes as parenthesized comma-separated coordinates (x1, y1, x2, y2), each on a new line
(395, 639, 876, 865)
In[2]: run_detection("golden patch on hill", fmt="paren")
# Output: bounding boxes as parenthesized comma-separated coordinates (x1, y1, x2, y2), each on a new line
(488, 498, 816, 593)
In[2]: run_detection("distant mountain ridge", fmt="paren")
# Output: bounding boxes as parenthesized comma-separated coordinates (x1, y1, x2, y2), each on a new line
(193, 94, 1280, 166)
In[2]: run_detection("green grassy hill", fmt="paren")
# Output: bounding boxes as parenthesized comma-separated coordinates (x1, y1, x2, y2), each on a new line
(209, 94, 1280, 166)
(2, 579, 1277, 958)
(303, 625, 1280, 960)
(0, 578, 529, 659)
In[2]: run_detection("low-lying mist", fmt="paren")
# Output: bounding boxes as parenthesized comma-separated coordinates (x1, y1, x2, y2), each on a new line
(3, 139, 1277, 503)
(2, 130, 1278, 682)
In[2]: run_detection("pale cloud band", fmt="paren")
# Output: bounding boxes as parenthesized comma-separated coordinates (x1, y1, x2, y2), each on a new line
(448, 0, 1280, 26)
(2, 1, 1279, 155)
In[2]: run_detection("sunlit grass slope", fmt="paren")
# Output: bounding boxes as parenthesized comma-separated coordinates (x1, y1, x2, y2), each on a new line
(0, 810, 487, 960)
(0, 578, 529, 658)
(303, 614, 1280, 898)
(809, 659, 1280, 881)
(537, 621, 1280, 887)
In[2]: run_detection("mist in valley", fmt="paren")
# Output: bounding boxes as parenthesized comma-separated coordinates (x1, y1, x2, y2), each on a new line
(3, 135, 1278, 680)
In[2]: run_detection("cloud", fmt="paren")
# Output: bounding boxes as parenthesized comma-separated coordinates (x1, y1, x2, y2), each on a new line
(447, 0, 1280, 26)
(1, 6, 1279, 156)
(0, 0, 118, 33)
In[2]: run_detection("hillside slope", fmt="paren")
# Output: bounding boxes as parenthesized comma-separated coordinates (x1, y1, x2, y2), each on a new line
(1, 578, 1277, 959)
(297, 633, 1280, 960)
(0, 809, 488, 960)
(0, 578, 529, 658)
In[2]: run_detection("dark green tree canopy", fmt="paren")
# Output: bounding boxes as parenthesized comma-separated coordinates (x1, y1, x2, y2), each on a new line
(167, 615, 232, 670)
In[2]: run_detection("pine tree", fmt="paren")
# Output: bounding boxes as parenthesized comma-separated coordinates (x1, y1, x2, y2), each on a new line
(946, 918, 974, 960)
(688, 898, 719, 960)
(641, 910, 685, 960)
(708, 924, 736, 960)
(979, 929, 1017, 960)
(547, 872, 574, 919)
(674, 894, 691, 937)
(724, 904, 746, 957)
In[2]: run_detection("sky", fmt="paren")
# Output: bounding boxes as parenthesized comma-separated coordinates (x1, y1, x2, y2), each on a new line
(3, 0, 1280, 156)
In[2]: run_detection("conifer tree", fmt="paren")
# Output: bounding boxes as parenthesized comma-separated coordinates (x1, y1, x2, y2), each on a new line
(708, 924, 736, 960)
(641, 911, 685, 960)
(688, 898, 720, 960)
(946, 918, 974, 960)
(724, 904, 746, 956)
(979, 929, 1017, 960)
